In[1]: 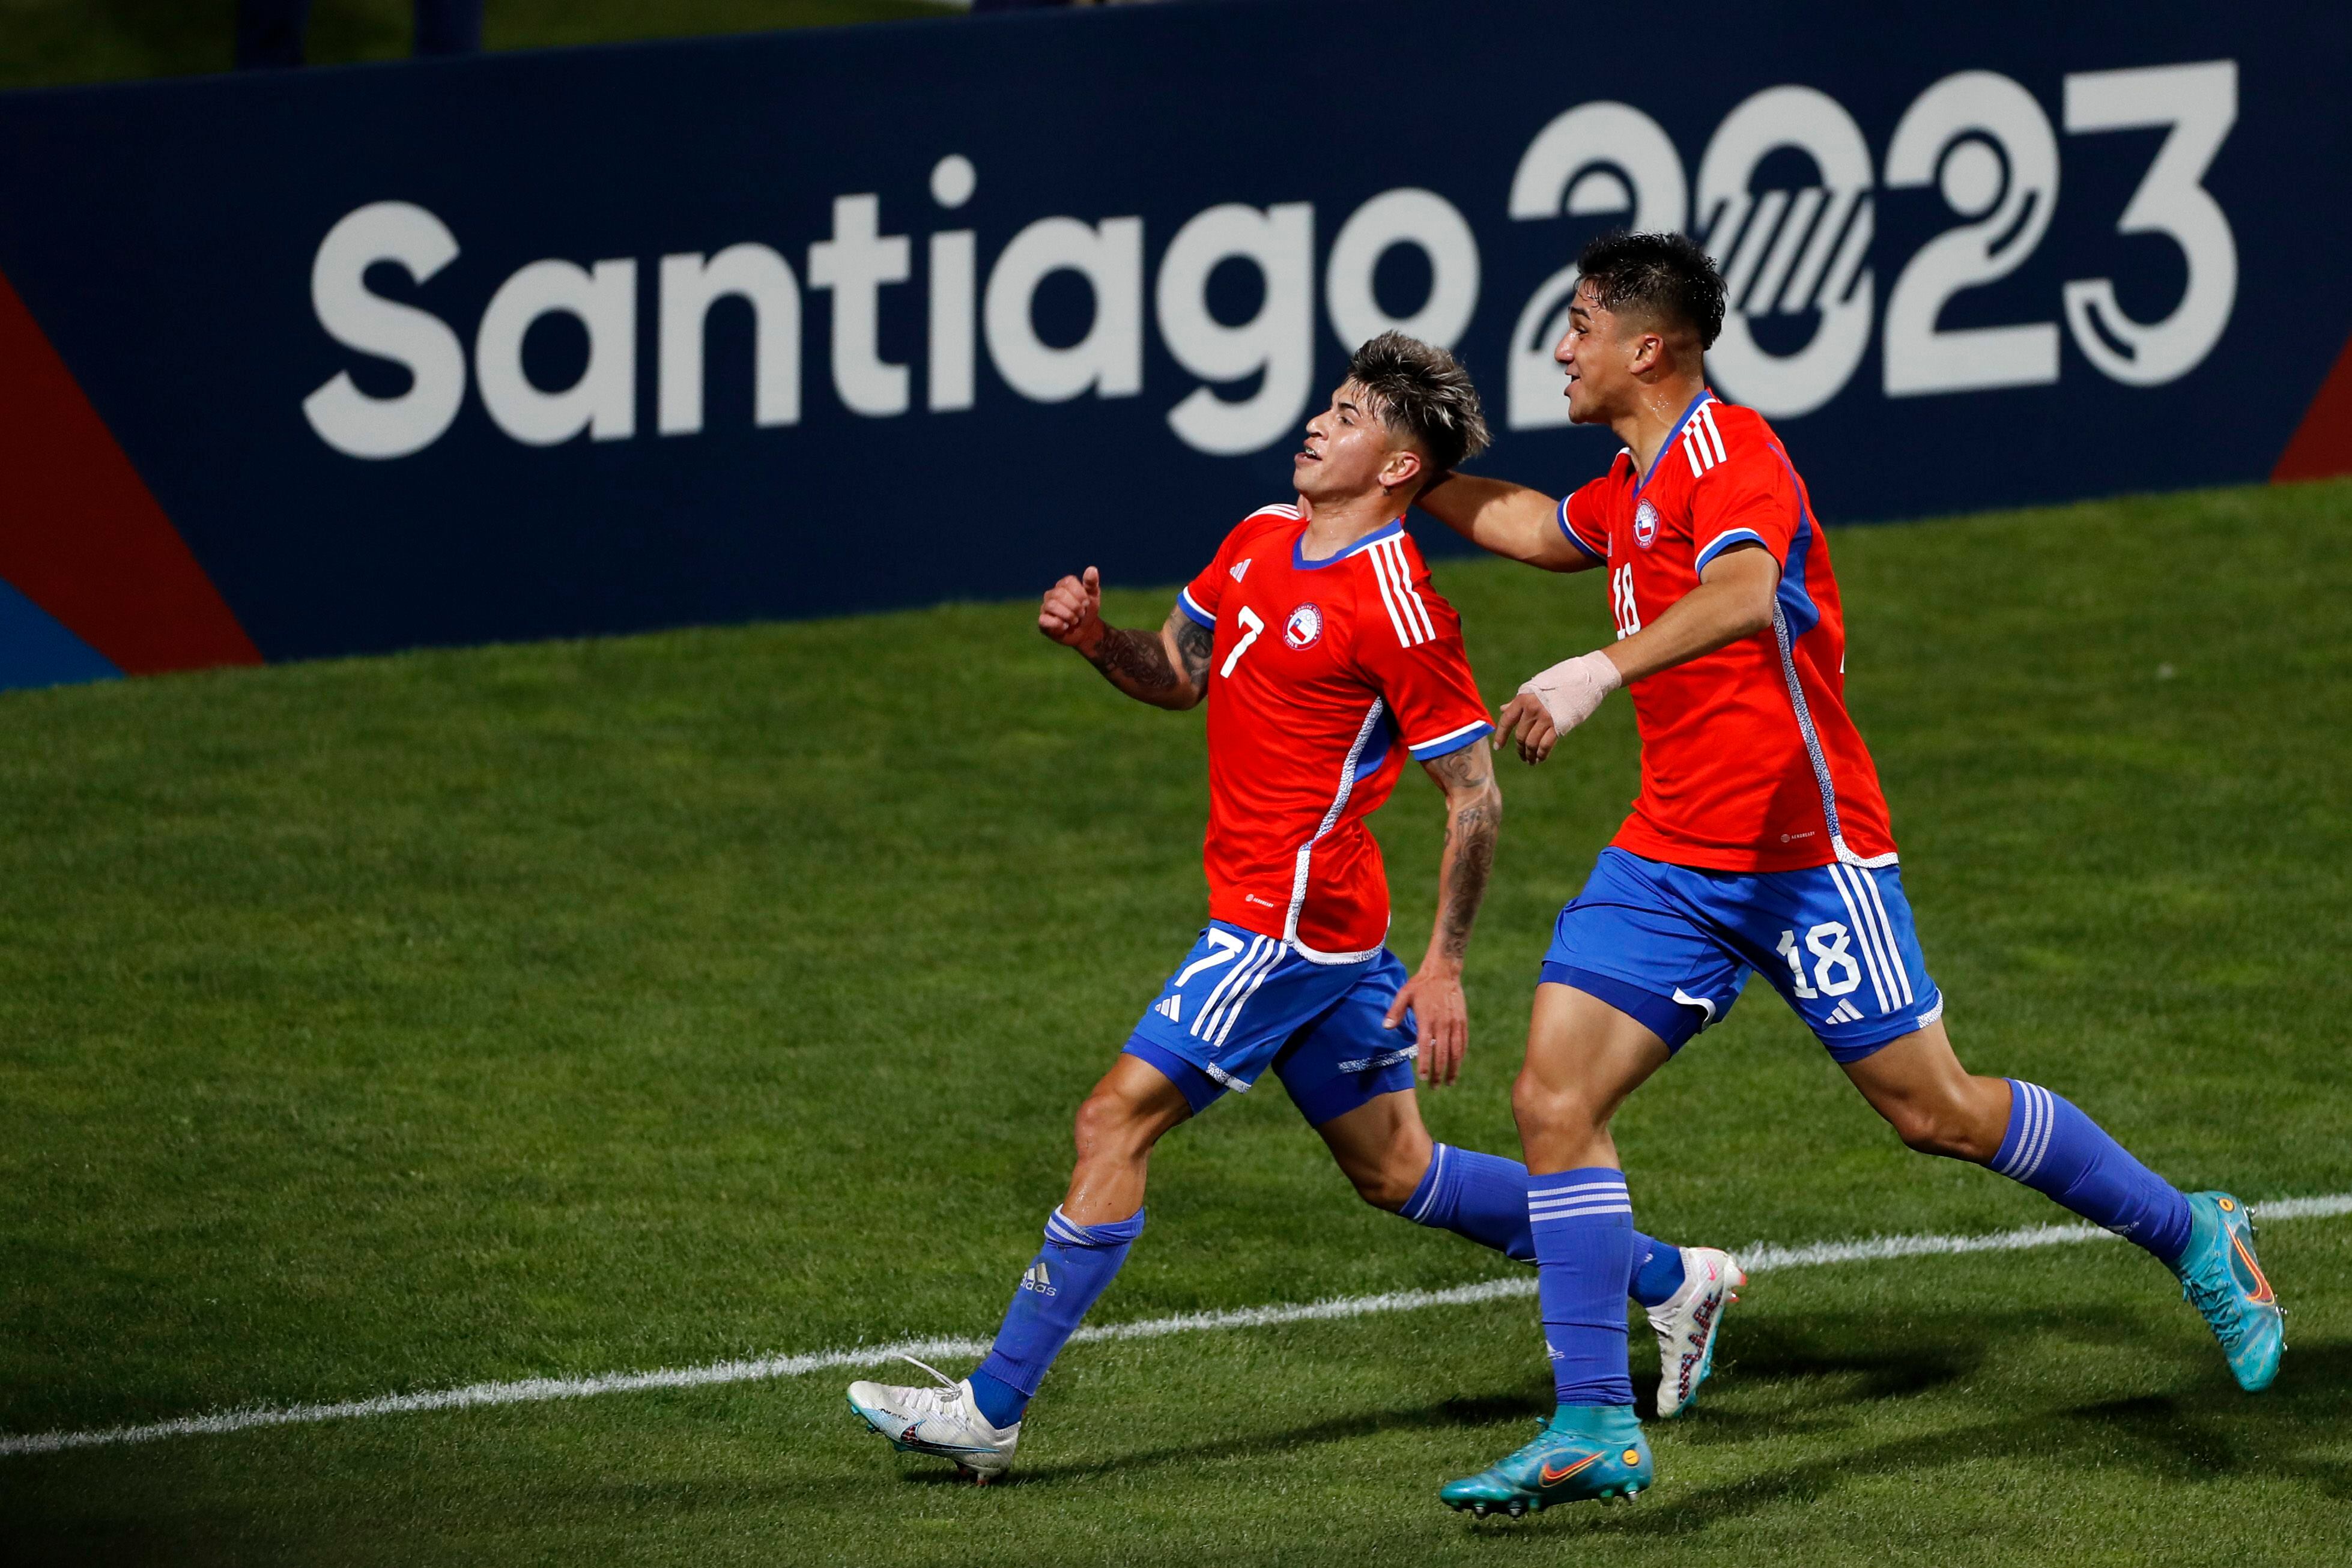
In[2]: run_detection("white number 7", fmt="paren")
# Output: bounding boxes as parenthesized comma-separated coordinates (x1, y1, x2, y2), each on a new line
(1220, 605, 1266, 678)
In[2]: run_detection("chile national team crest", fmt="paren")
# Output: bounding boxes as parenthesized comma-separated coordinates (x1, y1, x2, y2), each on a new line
(1284, 603, 1324, 650)
(1633, 500, 1661, 549)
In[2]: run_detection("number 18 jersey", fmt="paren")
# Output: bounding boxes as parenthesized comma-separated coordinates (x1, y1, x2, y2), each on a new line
(1179, 506, 1495, 963)
(1556, 391, 1898, 872)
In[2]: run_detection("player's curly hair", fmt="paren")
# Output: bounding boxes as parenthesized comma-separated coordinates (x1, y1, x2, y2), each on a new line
(1575, 230, 1727, 351)
(1344, 331, 1492, 477)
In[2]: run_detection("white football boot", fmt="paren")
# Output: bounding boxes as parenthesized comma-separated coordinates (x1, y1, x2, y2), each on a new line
(1647, 1246, 1745, 1419)
(846, 1355, 1020, 1483)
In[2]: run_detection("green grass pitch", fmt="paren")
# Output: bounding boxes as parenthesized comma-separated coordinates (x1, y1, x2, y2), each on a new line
(2, 481, 2348, 1565)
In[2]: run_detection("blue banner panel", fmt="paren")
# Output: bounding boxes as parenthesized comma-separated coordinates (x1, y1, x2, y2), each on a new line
(0, 0, 2345, 677)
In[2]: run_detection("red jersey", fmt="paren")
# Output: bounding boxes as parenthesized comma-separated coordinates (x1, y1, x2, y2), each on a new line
(1557, 390, 1898, 872)
(1180, 506, 1495, 961)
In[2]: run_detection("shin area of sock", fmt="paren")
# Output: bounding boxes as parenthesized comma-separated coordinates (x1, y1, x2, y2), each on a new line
(1992, 1081, 2192, 1265)
(1530, 1168, 1637, 1407)
(970, 1206, 1147, 1417)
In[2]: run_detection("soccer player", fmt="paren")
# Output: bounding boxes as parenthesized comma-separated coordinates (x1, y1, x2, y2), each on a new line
(844, 333, 1742, 1483)
(1413, 232, 2285, 1517)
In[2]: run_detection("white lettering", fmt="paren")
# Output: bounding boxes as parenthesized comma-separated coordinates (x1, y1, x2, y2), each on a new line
(656, 244, 801, 437)
(928, 156, 978, 412)
(984, 216, 1144, 402)
(807, 194, 912, 417)
(929, 232, 976, 411)
(1503, 103, 1686, 431)
(2062, 61, 2238, 387)
(474, 258, 637, 446)
(1324, 188, 1479, 354)
(1883, 71, 2060, 396)
(1699, 85, 1875, 419)
(1156, 202, 1314, 456)
(302, 201, 467, 460)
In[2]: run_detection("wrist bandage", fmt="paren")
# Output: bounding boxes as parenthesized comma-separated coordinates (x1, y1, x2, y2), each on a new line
(1520, 650, 1622, 735)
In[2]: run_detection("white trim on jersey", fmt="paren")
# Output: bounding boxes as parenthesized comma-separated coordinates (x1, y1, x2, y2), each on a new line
(1694, 526, 1769, 575)
(1407, 718, 1492, 760)
(1366, 535, 1436, 648)
(1554, 494, 1607, 561)
(1282, 700, 1392, 967)
(1681, 398, 1729, 477)
(1697, 401, 1727, 462)
(1769, 600, 1900, 871)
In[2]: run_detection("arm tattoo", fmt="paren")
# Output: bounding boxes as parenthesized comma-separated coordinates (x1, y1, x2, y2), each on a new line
(1085, 626, 1180, 693)
(1171, 610, 1214, 690)
(1426, 745, 1500, 963)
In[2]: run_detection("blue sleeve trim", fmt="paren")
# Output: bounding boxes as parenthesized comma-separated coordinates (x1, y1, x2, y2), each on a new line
(1177, 587, 1216, 628)
(1408, 721, 1495, 761)
(1694, 527, 1771, 575)
(1555, 497, 1606, 562)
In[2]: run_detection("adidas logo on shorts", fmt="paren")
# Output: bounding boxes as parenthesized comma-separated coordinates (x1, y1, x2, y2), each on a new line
(1154, 995, 1181, 1023)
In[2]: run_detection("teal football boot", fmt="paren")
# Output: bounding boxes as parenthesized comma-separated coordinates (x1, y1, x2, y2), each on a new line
(2171, 1191, 2284, 1392)
(1440, 1405, 1653, 1518)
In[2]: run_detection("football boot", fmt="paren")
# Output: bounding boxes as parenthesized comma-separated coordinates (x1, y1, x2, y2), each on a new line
(1440, 1403, 1653, 1517)
(846, 1356, 1020, 1482)
(1648, 1246, 1744, 1418)
(2172, 1191, 2285, 1392)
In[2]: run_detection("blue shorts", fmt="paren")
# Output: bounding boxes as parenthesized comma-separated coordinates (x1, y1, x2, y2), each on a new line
(1122, 922, 1419, 1126)
(1542, 848, 1945, 1062)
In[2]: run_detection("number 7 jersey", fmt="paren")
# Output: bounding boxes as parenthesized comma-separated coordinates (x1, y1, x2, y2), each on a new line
(1179, 506, 1495, 963)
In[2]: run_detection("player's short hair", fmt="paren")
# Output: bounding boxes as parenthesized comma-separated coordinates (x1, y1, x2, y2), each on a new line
(1344, 331, 1492, 476)
(1575, 230, 1726, 351)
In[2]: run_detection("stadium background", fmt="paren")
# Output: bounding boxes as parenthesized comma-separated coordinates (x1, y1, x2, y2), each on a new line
(2, 3, 2347, 1565)
(0, 0, 2348, 686)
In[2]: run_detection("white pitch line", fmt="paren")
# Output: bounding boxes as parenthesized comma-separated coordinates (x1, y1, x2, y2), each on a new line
(7, 1192, 2345, 1461)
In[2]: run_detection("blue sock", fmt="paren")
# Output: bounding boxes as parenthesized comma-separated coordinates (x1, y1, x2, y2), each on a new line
(1401, 1143, 1535, 1262)
(1629, 1235, 1687, 1307)
(969, 1206, 1145, 1429)
(1530, 1167, 1636, 1408)
(1993, 1081, 2193, 1267)
(1404, 1145, 1679, 1309)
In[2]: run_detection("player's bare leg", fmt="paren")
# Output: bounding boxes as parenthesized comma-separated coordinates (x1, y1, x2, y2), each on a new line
(1837, 1020, 2008, 1160)
(1511, 982, 1672, 1175)
(1311, 1088, 1435, 1211)
(1061, 1054, 1194, 1224)
(1842, 1019, 2283, 1389)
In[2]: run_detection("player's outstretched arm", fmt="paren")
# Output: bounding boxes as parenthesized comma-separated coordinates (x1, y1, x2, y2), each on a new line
(1381, 741, 1502, 1086)
(1414, 473, 1593, 573)
(1037, 566, 1213, 711)
(1496, 543, 1780, 763)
